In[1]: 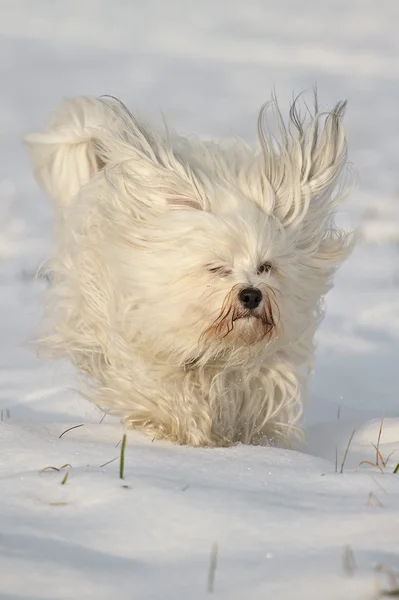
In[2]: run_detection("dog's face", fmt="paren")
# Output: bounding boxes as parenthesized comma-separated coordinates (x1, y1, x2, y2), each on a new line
(130, 204, 282, 357)
(121, 193, 344, 366)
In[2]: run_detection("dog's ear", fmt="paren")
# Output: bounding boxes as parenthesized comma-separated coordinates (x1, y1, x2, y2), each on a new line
(96, 114, 207, 214)
(25, 97, 112, 207)
(111, 156, 206, 217)
(258, 95, 348, 229)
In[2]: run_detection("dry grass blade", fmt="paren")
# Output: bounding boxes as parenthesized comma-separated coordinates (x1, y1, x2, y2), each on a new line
(373, 443, 385, 467)
(357, 459, 384, 474)
(61, 472, 69, 485)
(356, 416, 394, 473)
(384, 451, 395, 467)
(207, 542, 219, 593)
(393, 463, 399, 474)
(59, 424, 84, 439)
(340, 428, 356, 473)
(371, 443, 395, 469)
(40, 466, 61, 473)
(40, 463, 72, 473)
(376, 416, 385, 466)
(100, 457, 118, 468)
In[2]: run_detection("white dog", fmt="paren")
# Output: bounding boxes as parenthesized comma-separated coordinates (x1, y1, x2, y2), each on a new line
(25, 93, 352, 447)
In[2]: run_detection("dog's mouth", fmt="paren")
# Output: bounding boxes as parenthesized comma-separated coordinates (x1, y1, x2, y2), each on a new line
(200, 285, 280, 347)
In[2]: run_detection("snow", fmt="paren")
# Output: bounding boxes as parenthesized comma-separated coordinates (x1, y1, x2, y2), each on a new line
(1, 1, 399, 598)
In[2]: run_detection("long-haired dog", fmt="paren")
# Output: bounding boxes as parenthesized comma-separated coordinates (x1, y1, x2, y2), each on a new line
(25, 93, 353, 447)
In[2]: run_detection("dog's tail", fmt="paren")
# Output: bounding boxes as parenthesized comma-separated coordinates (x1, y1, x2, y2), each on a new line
(25, 97, 114, 207)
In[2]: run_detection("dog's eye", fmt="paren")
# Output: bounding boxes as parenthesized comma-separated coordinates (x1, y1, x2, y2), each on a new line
(257, 262, 272, 275)
(208, 265, 231, 277)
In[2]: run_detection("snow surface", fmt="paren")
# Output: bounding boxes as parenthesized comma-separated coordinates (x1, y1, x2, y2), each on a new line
(1, 1, 399, 599)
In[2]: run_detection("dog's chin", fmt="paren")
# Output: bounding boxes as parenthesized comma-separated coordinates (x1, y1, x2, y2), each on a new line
(226, 315, 274, 347)
(184, 316, 274, 370)
(203, 314, 275, 349)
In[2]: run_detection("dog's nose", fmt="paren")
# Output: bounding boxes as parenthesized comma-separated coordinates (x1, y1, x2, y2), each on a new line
(239, 287, 262, 310)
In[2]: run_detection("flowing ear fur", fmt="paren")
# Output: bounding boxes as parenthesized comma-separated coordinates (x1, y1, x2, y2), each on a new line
(258, 92, 348, 228)
(257, 92, 354, 271)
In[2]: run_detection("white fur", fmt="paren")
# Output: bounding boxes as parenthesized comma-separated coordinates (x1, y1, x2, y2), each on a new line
(25, 93, 353, 447)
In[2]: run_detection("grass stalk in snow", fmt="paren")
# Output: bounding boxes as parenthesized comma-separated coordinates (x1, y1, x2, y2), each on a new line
(119, 433, 127, 479)
(358, 417, 395, 473)
(100, 457, 118, 468)
(40, 463, 71, 473)
(340, 428, 356, 473)
(61, 472, 69, 485)
(59, 424, 84, 439)
(376, 416, 384, 461)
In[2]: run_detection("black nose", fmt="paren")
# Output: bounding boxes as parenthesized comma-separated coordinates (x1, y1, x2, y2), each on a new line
(239, 287, 262, 310)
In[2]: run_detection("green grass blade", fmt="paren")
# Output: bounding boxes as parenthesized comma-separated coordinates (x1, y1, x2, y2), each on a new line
(119, 433, 127, 479)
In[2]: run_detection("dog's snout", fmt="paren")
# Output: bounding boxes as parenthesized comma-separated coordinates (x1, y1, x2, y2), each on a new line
(239, 287, 262, 310)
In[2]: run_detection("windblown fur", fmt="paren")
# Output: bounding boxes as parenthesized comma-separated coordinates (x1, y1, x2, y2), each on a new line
(25, 93, 353, 447)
